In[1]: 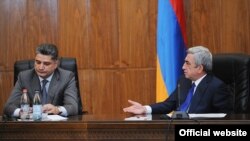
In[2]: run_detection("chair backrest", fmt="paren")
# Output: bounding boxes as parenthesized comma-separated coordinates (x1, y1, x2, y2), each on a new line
(212, 53, 250, 113)
(14, 57, 83, 115)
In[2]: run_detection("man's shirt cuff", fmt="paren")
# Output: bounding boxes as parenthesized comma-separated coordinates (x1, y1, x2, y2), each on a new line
(144, 105, 152, 114)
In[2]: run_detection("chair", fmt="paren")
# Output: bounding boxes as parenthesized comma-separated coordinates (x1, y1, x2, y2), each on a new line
(14, 57, 83, 115)
(212, 53, 250, 113)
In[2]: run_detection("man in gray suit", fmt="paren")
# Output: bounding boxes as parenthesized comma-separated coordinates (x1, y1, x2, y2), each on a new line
(4, 43, 78, 117)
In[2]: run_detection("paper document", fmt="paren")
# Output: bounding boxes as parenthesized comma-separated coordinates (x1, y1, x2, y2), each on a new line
(17, 114, 67, 121)
(47, 115, 68, 121)
(167, 113, 226, 119)
(124, 114, 152, 121)
(189, 113, 226, 118)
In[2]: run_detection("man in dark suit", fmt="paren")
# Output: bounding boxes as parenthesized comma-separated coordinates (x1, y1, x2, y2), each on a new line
(123, 46, 233, 114)
(4, 43, 78, 117)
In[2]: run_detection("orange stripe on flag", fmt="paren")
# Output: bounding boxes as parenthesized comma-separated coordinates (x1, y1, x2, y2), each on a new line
(156, 58, 168, 102)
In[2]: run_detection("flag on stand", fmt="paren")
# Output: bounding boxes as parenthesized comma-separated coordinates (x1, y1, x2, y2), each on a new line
(156, 0, 187, 102)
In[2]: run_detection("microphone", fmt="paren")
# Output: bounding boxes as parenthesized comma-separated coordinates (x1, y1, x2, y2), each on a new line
(171, 83, 189, 119)
(177, 83, 181, 108)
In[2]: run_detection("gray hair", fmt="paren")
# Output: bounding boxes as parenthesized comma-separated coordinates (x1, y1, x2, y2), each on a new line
(36, 43, 59, 60)
(187, 46, 212, 72)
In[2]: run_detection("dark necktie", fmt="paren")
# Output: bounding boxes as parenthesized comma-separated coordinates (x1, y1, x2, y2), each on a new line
(179, 83, 196, 112)
(42, 79, 48, 105)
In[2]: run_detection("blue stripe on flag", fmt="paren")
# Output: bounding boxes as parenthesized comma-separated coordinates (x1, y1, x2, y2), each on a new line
(157, 0, 186, 96)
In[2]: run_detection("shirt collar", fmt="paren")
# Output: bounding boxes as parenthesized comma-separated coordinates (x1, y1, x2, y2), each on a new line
(39, 73, 54, 82)
(193, 74, 207, 87)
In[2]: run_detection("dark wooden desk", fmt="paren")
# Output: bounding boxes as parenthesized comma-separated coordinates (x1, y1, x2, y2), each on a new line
(1, 114, 250, 140)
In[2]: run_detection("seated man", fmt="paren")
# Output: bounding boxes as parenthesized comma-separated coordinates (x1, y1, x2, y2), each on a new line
(4, 43, 78, 117)
(123, 46, 233, 115)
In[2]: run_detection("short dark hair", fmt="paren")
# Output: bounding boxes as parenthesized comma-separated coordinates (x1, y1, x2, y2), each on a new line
(36, 43, 58, 60)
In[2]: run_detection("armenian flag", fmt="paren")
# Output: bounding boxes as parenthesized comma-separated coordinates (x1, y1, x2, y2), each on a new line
(156, 0, 187, 102)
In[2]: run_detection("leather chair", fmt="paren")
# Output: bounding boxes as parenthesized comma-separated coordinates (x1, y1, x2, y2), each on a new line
(212, 53, 250, 113)
(14, 57, 83, 115)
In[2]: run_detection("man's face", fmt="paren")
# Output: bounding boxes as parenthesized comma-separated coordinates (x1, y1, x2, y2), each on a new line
(182, 54, 202, 81)
(34, 54, 58, 78)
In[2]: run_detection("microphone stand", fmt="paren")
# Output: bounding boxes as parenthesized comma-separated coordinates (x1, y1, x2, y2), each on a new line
(171, 111, 189, 119)
(171, 83, 189, 119)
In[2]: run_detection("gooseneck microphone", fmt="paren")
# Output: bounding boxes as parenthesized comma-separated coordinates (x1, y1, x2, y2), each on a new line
(171, 83, 189, 119)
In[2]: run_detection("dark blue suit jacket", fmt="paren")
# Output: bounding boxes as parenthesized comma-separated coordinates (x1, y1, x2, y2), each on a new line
(150, 74, 233, 114)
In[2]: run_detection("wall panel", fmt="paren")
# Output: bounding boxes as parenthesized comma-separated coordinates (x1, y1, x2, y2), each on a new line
(0, 0, 156, 115)
(184, 0, 250, 53)
(118, 0, 156, 68)
(59, 0, 89, 68)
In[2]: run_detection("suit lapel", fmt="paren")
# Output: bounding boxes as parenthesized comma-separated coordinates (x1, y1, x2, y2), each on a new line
(180, 79, 192, 103)
(30, 73, 41, 98)
(47, 70, 60, 103)
(189, 75, 212, 112)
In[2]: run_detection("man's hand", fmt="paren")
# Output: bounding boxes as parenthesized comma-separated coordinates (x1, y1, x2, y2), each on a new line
(42, 104, 61, 115)
(123, 100, 147, 114)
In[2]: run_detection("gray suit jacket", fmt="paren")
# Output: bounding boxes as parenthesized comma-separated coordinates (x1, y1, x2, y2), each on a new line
(4, 68, 78, 117)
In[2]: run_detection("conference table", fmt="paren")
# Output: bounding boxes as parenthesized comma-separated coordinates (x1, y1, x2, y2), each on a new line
(0, 113, 250, 140)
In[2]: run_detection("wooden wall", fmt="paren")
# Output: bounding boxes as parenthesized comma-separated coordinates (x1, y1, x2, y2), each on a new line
(0, 0, 157, 115)
(0, 0, 250, 115)
(184, 0, 250, 53)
